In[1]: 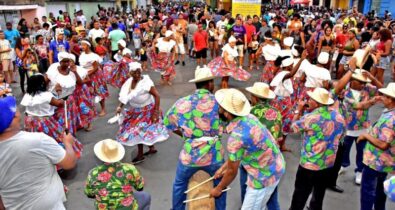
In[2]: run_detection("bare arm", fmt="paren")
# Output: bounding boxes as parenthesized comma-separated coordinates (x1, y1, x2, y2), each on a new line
(358, 133, 391, 150)
(210, 160, 240, 197)
(49, 98, 64, 107)
(57, 133, 77, 170)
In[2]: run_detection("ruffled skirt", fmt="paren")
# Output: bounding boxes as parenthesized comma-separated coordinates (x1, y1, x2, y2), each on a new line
(73, 84, 96, 129)
(116, 103, 169, 147)
(271, 96, 295, 134)
(54, 94, 79, 136)
(88, 66, 109, 100)
(207, 57, 251, 81)
(150, 52, 176, 81)
(260, 61, 276, 83)
(103, 60, 130, 88)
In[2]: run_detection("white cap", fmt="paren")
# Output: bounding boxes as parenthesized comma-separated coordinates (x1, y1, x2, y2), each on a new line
(57, 52, 70, 62)
(283, 37, 294, 47)
(129, 62, 142, 72)
(317, 52, 329, 64)
(122, 48, 132, 56)
(228, 36, 237, 43)
(282, 57, 293, 67)
(291, 45, 300, 57)
(117, 39, 127, 48)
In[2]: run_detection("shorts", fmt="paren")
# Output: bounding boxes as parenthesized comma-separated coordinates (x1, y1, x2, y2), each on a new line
(1, 59, 12, 71)
(209, 37, 216, 42)
(248, 47, 257, 54)
(340, 55, 351, 65)
(140, 54, 148, 61)
(196, 49, 207, 59)
(177, 43, 186, 55)
(10, 49, 16, 62)
(133, 39, 141, 49)
(236, 45, 245, 57)
(376, 56, 390, 70)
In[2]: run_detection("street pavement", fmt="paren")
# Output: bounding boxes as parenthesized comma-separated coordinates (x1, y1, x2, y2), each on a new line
(13, 56, 395, 210)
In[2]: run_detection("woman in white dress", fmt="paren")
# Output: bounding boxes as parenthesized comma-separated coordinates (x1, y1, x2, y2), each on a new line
(116, 62, 169, 164)
(151, 30, 177, 85)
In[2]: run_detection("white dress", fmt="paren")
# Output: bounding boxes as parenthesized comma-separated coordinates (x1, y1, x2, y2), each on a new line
(46, 63, 76, 99)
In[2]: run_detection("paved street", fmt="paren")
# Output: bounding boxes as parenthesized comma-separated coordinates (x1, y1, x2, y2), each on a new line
(14, 56, 395, 210)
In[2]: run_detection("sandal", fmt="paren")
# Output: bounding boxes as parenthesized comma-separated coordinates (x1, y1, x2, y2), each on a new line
(143, 149, 158, 156)
(132, 156, 146, 164)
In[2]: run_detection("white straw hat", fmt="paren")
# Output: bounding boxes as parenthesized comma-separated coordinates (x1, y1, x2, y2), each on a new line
(94, 139, 125, 163)
(165, 30, 173, 37)
(379, 82, 395, 99)
(129, 62, 142, 72)
(352, 69, 371, 83)
(215, 88, 251, 117)
(307, 87, 334, 105)
(189, 66, 216, 83)
(317, 52, 329, 64)
(283, 37, 294, 47)
(117, 39, 127, 48)
(246, 82, 276, 99)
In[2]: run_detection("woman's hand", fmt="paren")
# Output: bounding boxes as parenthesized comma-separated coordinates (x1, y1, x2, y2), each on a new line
(151, 110, 159, 123)
(116, 106, 122, 114)
(55, 83, 62, 94)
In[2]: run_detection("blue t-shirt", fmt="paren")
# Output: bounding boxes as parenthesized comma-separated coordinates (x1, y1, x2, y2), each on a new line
(108, 23, 126, 32)
(4, 29, 20, 48)
(49, 40, 70, 62)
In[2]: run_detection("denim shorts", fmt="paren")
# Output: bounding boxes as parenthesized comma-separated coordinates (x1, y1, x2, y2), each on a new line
(340, 55, 351, 65)
(375, 56, 390, 70)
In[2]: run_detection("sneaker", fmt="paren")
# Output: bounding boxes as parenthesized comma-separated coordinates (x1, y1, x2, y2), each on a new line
(182, 61, 185, 66)
(338, 166, 347, 175)
(355, 172, 362, 185)
(175, 61, 180, 65)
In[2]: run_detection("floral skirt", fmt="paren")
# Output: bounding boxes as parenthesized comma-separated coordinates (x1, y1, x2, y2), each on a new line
(54, 94, 79, 136)
(103, 60, 130, 88)
(116, 103, 169, 147)
(207, 57, 251, 81)
(24, 115, 83, 159)
(271, 96, 295, 134)
(74, 84, 96, 129)
(151, 52, 176, 81)
(89, 66, 109, 100)
(260, 61, 276, 83)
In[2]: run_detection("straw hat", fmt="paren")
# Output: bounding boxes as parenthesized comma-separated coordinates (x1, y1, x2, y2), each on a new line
(317, 52, 329, 64)
(307, 87, 334, 105)
(189, 66, 216, 83)
(352, 69, 371, 83)
(215, 88, 251, 117)
(246, 82, 275, 99)
(379, 82, 395, 99)
(94, 139, 125, 163)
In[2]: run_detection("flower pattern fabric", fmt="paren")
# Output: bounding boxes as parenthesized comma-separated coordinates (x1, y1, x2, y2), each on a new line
(103, 58, 132, 89)
(363, 109, 395, 173)
(163, 89, 224, 167)
(85, 162, 144, 210)
(226, 114, 286, 189)
(344, 84, 377, 131)
(292, 106, 346, 171)
(260, 61, 276, 83)
(384, 176, 395, 201)
(73, 83, 97, 129)
(250, 101, 283, 142)
(207, 57, 251, 81)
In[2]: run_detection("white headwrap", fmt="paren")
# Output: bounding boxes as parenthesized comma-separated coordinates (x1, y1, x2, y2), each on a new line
(118, 39, 127, 48)
(228, 36, 237, 43)
(122, 48, 132, 56)
(129, 62, 142, 72)
(58, 52, 70, 62)
(81, 40, 91, 47)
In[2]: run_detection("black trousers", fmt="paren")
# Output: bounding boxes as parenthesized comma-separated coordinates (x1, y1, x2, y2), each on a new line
(328, 141, 345, 187)
(335, 53, 344, 74)
(18, 66, 28, 93)
(290, 166, 331, 210)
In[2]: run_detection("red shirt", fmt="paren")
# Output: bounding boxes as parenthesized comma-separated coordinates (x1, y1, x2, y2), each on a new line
(244, 24, 256, 44)
(336, 32, 349, 47)
(194, 30, 208, 51)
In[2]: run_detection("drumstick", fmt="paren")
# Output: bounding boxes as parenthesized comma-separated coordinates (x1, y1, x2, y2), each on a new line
(184, 176, 215, 194)
(64, 101, 69, 134)
(183, 188, 231, 203)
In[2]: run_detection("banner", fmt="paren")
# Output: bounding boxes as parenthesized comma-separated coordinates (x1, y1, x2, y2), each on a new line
(290, 0, 310, 5)
(231, 0, 261, 18)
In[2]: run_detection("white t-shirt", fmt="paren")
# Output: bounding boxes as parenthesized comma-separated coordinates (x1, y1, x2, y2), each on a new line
(222, 44, 238, 61)
(156, 38, 176, 53)
(0, 39, 12, 60)
(46, 63, 77, 98)
(88, 28, 105, 41)
(21, 92, 55, 116)
(79, 52, 102, 71)
(0, 131, 66, 210)
(119, 75, 154, 108)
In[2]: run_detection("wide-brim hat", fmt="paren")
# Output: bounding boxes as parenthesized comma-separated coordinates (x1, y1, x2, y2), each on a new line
(352, 69, 371, 83)
(189, 66, 216, 83)
(307, 87, 334, 105)
(246, 82, 276, 99)
(94, 139, 125, 163)
(379, 82, 395, 99)
(215, 88, 251, 117)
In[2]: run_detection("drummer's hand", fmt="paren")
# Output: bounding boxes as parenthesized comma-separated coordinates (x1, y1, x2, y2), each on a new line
(63, 132, 74, 146)
(210, 186, 223, 198)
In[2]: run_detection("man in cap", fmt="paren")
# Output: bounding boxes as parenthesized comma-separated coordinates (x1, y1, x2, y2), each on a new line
(193, 23, 208, 68)
(85, 139, 150, 210)
(0, 96, 77, 209)
(289, 87, 346, 210)
(210, 89, 285, 210)
(163, 67, 227, 210)
(49, 29, 70, 64)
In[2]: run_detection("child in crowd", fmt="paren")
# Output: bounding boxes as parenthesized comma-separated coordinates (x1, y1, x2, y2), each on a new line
(23, 49, 38, 77)
(140, 42, 148, 71)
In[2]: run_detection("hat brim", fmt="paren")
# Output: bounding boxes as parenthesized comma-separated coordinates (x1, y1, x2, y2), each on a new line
(307, 91, 334, 105)
(94, 140, 125, 163)
(215, 89, 251, 117)
(351, 75, 372, 83)
(188, 75, 216, 83)
(245, 87, 276, 100)
(379, 88, 395, 99)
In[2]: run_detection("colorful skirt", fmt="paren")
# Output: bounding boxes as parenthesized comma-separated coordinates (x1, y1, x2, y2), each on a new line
(151, 52, 176, 81)
(89, 66, 109, 100)
(24, 115, 83, 159)
(271, 96, 295, 134)
(260, 61, 276, 83)
(207, 57, 251, 81)
(74, 84, 96, 129)
(54, 94, 79, 136)
(116, 103, 169, 147)
(103, 60, 130, 88)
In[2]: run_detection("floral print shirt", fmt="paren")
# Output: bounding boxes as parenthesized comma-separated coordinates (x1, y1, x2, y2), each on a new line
(250, 101, 283, 142)
(363, 109, 395, 173)
(384, 176, 395, 201)
(227, 114, 286, 189)
(344, 84, 377, 131)
(163, 89, 224, 167)
(292, 106, 346, 171)
(84, 162, 144, 210)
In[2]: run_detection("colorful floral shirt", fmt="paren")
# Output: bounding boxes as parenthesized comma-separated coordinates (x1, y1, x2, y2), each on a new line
(384, 176, 395, 201)
(292, 106, 346, 171)
(163, 89, 224, 167)
(227, 114, 286, 189)
(250, 101, 282, 142)
(84, 162, 144, 210)
(363, 109, 395, 173)
(344, 84, 377, 131)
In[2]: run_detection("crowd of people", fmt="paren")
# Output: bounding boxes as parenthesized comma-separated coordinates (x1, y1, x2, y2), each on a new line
(1, 1, 395, 210)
